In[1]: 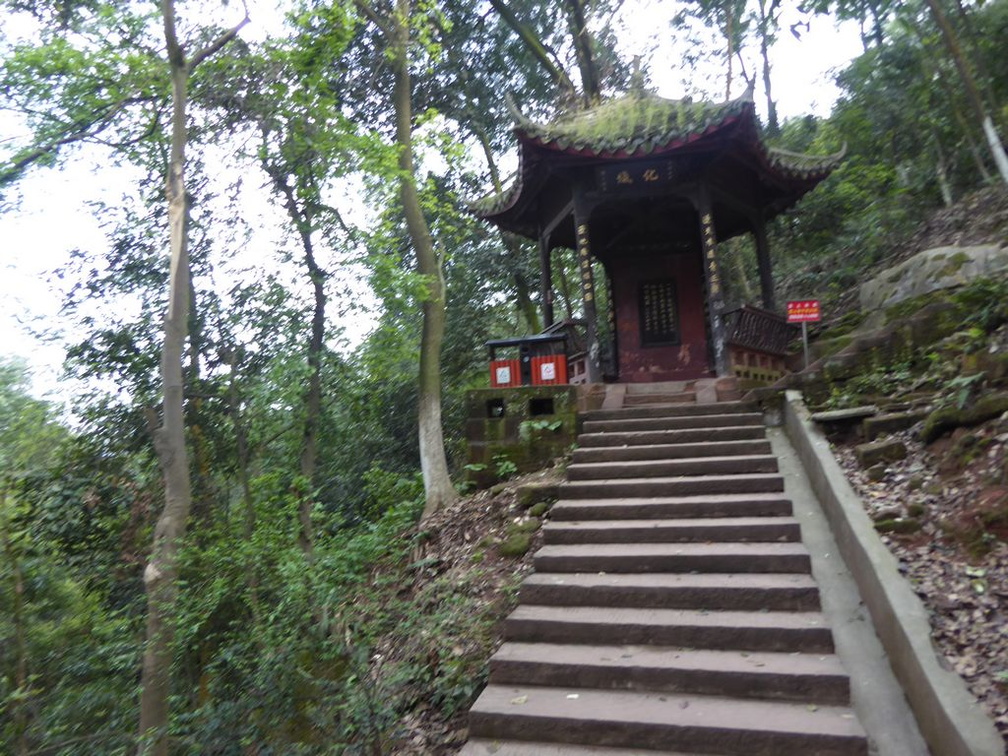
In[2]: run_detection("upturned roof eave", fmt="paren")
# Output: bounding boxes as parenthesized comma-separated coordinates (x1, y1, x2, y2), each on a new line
(469, 93, 845, 227)
(471, 113, 748, 224)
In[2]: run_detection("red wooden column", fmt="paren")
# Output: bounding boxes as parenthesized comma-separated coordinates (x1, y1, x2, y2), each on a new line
(697, 194, 730, 376)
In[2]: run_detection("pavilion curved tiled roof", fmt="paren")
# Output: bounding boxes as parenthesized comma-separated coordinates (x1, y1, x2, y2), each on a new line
(471, 90, 844, 223)
(511, 92, 752, 157)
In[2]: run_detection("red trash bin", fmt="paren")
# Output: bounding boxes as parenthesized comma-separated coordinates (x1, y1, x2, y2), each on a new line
(530, 354, 568, 385)
(489, 359, 522, 388)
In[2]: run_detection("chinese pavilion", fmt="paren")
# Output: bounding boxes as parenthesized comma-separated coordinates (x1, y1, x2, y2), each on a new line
(472, 87, 843, 384)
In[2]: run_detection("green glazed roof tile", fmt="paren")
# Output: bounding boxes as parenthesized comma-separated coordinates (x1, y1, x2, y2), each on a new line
(514, 91, 748, 155)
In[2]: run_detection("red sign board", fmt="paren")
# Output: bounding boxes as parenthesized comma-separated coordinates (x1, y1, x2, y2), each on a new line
(787, 300, 821, 323)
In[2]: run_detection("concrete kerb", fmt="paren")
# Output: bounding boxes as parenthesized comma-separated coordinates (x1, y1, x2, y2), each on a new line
(783, 390, 1004, 756)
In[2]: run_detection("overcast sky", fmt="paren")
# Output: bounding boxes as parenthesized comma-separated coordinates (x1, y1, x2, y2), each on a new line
(0, 2, 863, 404)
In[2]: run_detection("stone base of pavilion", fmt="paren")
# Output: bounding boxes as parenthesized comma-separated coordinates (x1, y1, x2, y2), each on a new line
(463, 377, 745, 489)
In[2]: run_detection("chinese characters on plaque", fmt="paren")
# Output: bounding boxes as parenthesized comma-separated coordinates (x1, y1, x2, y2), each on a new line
(600, 161, 673, 191)
(639, 279, 679, 346)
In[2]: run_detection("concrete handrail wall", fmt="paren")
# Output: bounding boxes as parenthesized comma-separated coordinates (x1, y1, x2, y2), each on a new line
(783, 390, 1004, 756)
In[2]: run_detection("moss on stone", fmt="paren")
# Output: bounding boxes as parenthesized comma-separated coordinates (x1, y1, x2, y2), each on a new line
(516, 482, 560, 510)
(874, 517, 922, 534)
(936, 251, 972, 278)
(498, 532, 531, 558)
(812, 333, 854, 360)
(921, 393, 1008, 443)
(855, 438, 907, 467)
(812, 312, 867, 356)
(512, 518, 542, 534)
(464, 386, 579, 488)
(528, 502, 550, 518)
(883, 290, 954, 324)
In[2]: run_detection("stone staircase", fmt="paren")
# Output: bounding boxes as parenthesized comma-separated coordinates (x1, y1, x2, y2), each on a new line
(461, 389, 869, 755)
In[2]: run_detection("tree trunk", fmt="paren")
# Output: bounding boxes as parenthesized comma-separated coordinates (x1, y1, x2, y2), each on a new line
(950, 0, 1001, 130)
(138, 51, 193, 756)
(138, 5, 246, 752)
(906, 13, 996, 186)
(270, 173, 323, 556)
(185, 274, 214, 530)
(924, 0, 1008, 185)
(501, 233, 541, 333)
(757, 0, 779, 135)
(555, 251, 576, 321)
(470, 121, 541, 332)
(487, 0, 576, 101)
(981, 116, 1008, 185)
(390, 0, 457, 518)
(867, 1, 885, 47)
(226, 357, 260, 624)
(725, 6, 734, 100)
(297, 255, 323, 555)
(1, 488, 29, 756)
(732, 245, 756, 303)
(933, 134, 954, 207)
(565, 0, 601, 105)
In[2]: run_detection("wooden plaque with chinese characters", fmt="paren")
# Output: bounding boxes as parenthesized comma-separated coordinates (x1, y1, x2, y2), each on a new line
(639, 279, 680, 346)
(598, 161, 673, 192)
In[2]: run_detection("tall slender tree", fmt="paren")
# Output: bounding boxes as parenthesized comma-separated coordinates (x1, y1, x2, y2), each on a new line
(754, 0, 781, 134)
(922, 0, 1008, 185)
(682, 0, 748, 99)
(352, 0, 457, 517)
(138, 3, 248, 752)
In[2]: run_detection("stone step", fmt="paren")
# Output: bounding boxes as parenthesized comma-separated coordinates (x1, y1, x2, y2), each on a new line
(622, 392, 696, 406)
(624, 381, 691, 394)
(567, 455, 779, 481)
(552, 493, 793, 521)
(584, 402, 756, 422)
(572, 439, 772, 464)
(533, 542, 810, 574)
(543, 516, 801, 545)
(560, 473, 784, 499)
(461, 740, 699, 756)
(505, 605, 834, 652)
(468, 686, 867, 754)
(578, 426, 766, 447)
(519, 572, 821, 612)
(489, 643, 851, 705)
(583, 412, 763, 434)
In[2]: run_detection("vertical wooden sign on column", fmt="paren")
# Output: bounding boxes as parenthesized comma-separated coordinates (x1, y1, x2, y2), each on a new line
(698, 199, 730, 376)
(575, 219, 602, 383)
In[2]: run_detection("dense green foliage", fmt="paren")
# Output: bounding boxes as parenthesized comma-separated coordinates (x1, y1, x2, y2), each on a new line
(764, 1, 1008, 312)
(1, 0, 1006, 751)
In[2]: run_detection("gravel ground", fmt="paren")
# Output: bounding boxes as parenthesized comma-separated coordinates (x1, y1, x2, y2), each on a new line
(831, 421, 1008, 741)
